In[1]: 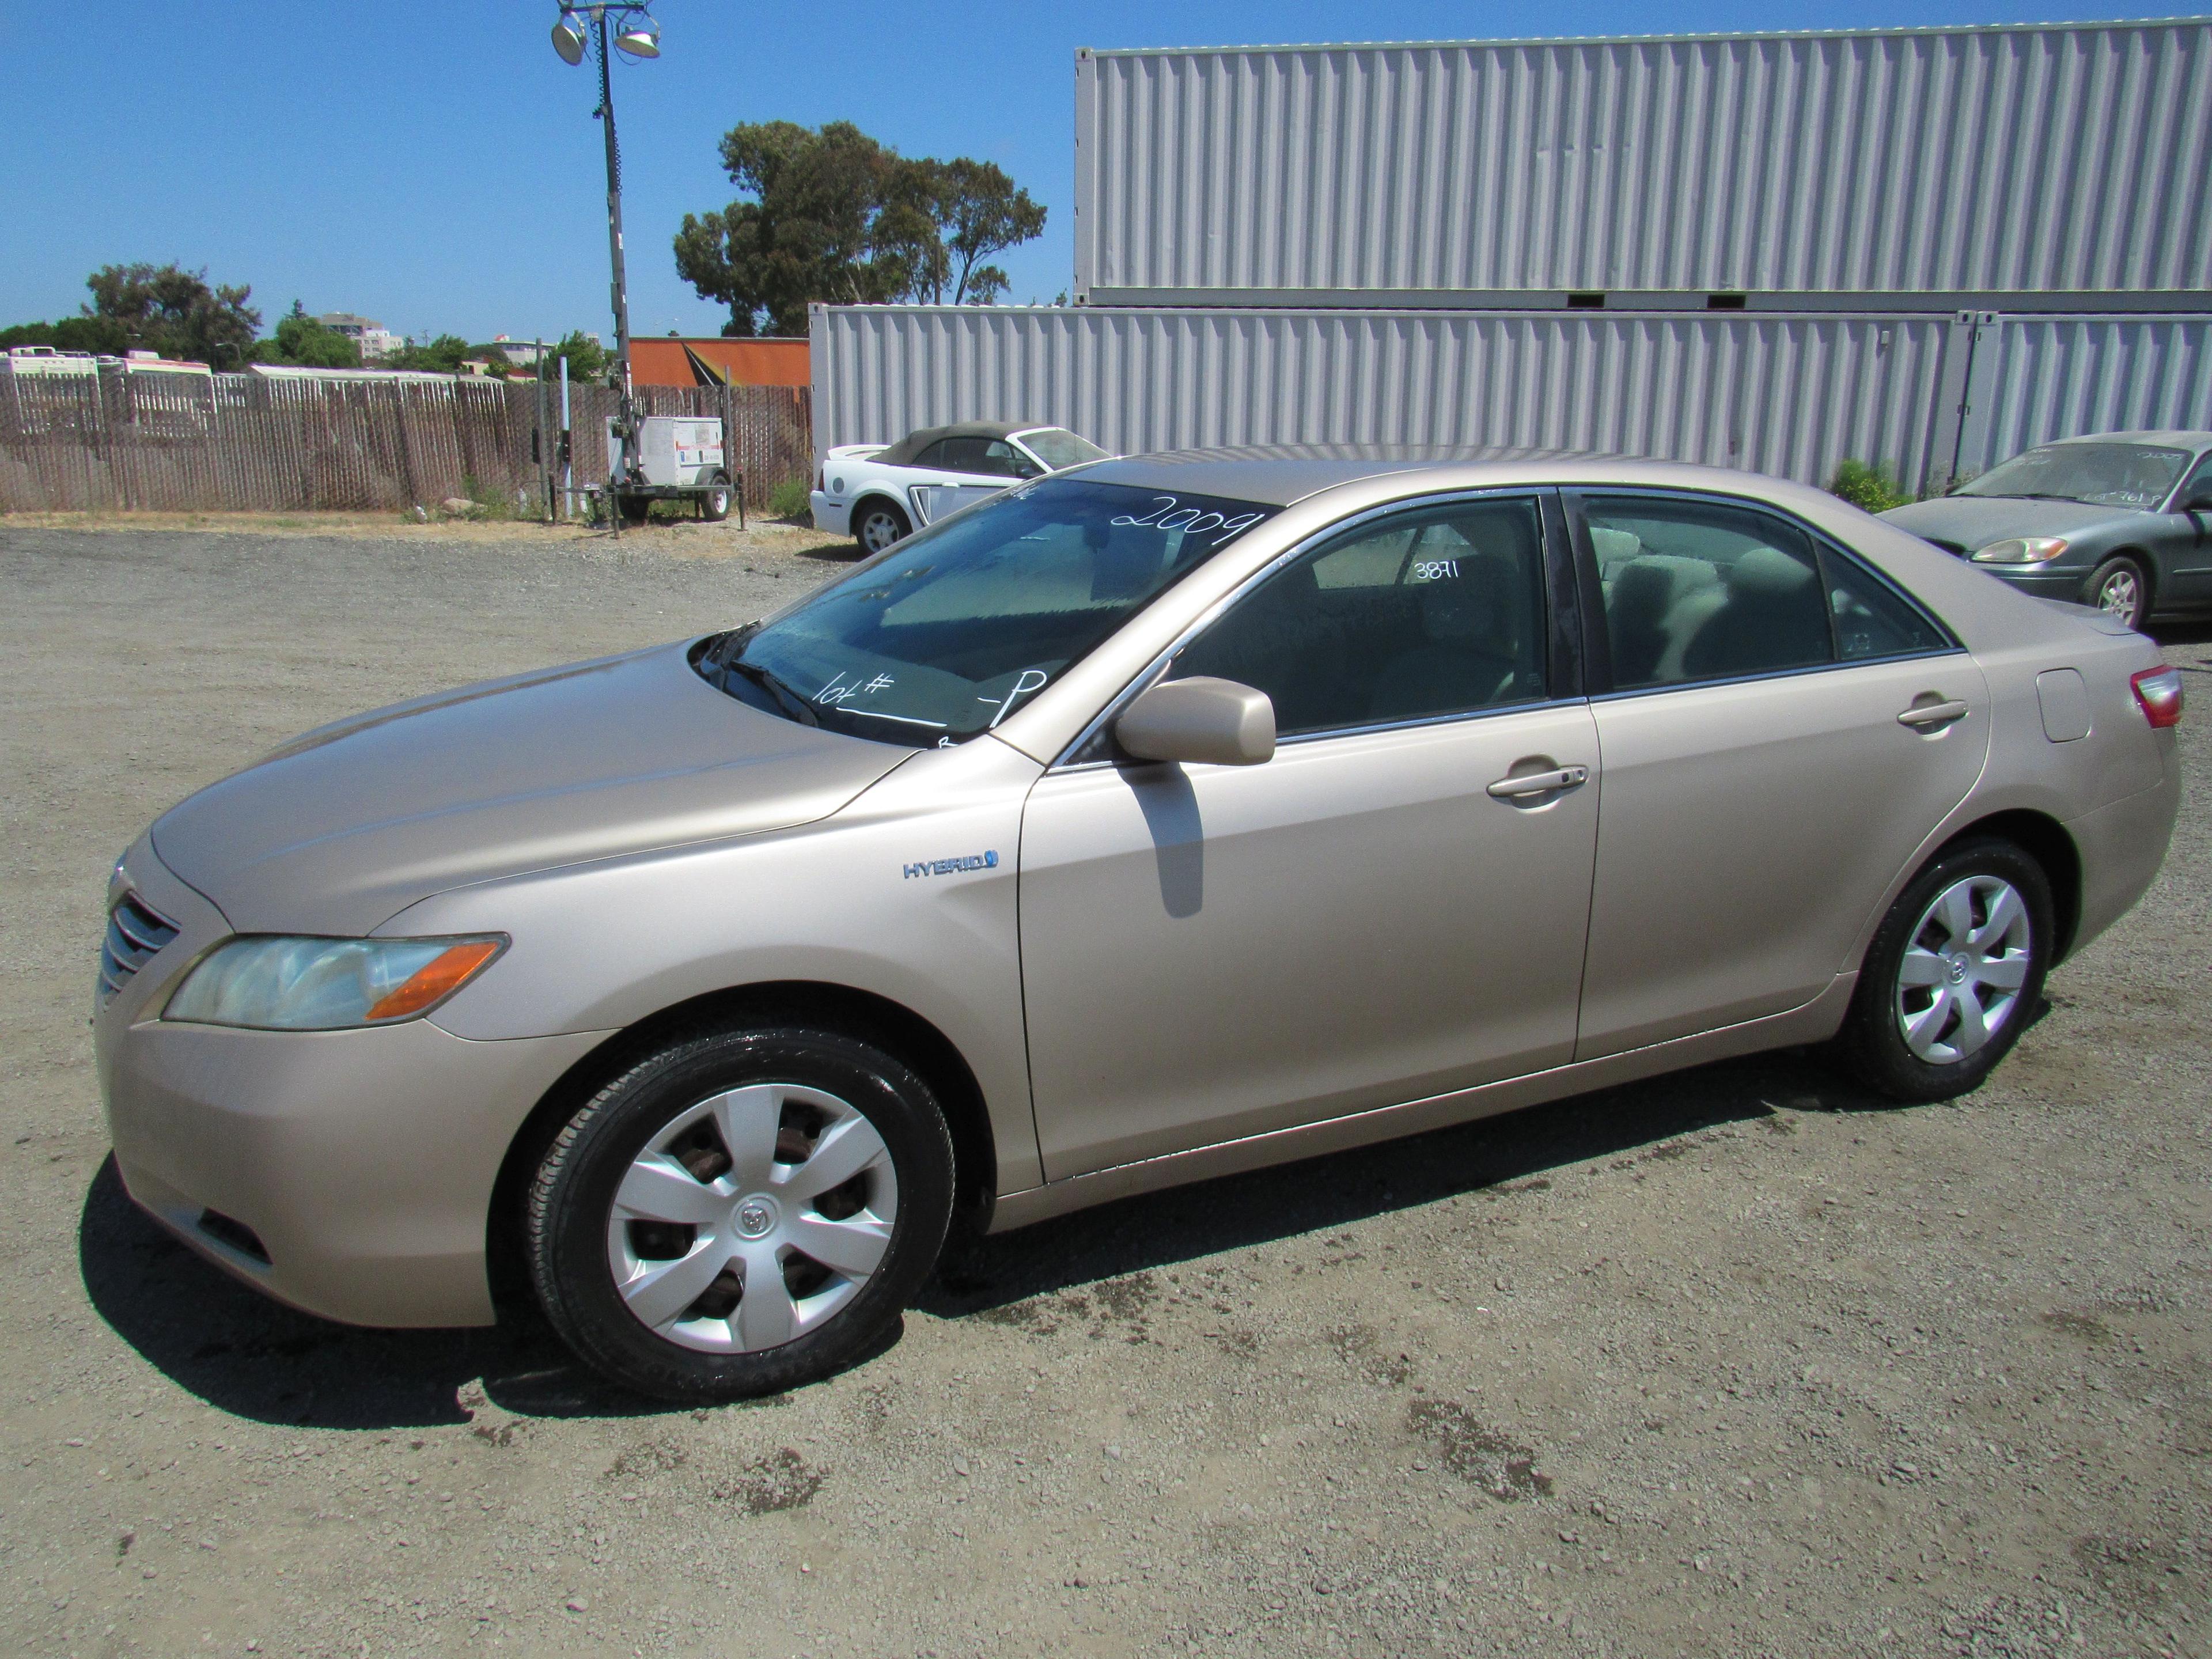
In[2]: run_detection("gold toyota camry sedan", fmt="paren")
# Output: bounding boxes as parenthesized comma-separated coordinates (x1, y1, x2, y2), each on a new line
(96, 451, 2183, 1399)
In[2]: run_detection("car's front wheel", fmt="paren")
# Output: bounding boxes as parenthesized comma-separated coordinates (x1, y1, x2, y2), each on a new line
(525, 1022, 955, 1400)
(853, 499, 910, 554)
(1832, 836, 2053, 1103)
(2085, 554, 2150, 630)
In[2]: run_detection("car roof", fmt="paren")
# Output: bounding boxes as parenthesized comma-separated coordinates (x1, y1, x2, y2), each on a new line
(1073, 445, 1830, 508)
(2045, 429, 2212, 452)
(874, 421, 1047, 465)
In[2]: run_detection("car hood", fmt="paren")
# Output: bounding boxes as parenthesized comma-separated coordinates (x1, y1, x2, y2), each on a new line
(1879, 495, 2140, 551)
(151, 641, 911, 936)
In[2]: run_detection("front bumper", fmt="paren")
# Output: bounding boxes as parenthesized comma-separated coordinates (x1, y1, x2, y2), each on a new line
(809, 491, 850, 536)
(1976, 566, 2088, 601)
(94, 842, 608, 1328)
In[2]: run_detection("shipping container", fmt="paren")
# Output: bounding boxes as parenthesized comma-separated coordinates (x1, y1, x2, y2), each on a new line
(812, 303, 2211, 495)
(1074, 20, 2212, 305)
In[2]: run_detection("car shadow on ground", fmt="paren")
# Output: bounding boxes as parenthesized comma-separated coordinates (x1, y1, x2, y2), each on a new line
(79, 1046, 1892, 1430)
(920, 1046, 1883, 1318)
(77, 1157, 657, 1429)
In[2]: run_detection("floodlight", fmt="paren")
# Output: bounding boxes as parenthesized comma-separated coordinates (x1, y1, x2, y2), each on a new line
(613, 13, 661, 58)
(551, 10, 586, 64)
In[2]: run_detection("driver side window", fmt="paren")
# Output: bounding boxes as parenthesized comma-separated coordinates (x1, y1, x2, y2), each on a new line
(2177, 454, 2212, 510)
(1169, 499, 1550, 737)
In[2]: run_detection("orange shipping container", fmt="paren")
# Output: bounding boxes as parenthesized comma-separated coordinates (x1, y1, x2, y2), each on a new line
(630, 338, 809, 389)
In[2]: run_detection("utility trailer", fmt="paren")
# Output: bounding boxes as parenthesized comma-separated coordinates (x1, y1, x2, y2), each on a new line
(605, 415, 741, 525)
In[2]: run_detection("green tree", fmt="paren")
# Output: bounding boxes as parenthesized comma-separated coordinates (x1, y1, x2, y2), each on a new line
(257, 300, 363, 369)
(911, 158, 1046, 305)
(675, 121, 1047, 334)
(81, 262, 261, 369)
(0, 315, 131, 354)
(538, 329, 610, 382)
(384, 334, 473, 374)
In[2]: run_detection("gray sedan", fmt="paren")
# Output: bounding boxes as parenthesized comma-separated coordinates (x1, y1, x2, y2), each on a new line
(96, 452, 2183, 1400)
(1883, 429, 2212, 629)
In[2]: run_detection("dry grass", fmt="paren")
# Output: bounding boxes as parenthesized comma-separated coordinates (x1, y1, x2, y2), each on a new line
(1, 507, 855, 563)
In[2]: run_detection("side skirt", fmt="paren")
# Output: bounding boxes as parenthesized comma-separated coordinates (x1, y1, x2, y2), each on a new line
(986, 974, 1855, 1234)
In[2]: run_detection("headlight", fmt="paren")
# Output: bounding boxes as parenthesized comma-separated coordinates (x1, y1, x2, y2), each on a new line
(1970, 536, 2070, 565)
(164, 935, 505, 1031)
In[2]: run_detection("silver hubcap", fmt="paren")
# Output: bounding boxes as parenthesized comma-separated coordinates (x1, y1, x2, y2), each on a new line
(859, 511, 900, 552)
(605, 1084, 898, 1354)
(2097, 569, 2141, 622)
(1894, 875, 2033, 1065)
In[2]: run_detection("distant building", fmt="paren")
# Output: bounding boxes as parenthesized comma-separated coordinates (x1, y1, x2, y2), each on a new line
(490, 335, 547, 368)
(317, 313, 403, 360)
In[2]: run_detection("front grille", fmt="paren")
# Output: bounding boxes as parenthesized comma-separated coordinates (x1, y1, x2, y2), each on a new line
(99, 892, 179, 1006)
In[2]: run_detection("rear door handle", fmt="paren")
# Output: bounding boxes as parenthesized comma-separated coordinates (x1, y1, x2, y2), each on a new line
(1487, 764, 1590, 800)
(1896, 699, 1970, 730)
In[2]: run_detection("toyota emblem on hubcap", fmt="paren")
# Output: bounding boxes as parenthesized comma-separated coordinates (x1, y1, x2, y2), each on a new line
(1946, 955, 1969, 985)
(735, 1197, 776, 1238)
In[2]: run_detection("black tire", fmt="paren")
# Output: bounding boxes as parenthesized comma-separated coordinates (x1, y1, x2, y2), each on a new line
(1831, 836, 2054, 1104)
(2083, 554, 2150, 630)
(525, 1023, 955, 1401)
(852, 498, 910, 554)
(700, 471, 734, 524)
(616, 492, 652, 528)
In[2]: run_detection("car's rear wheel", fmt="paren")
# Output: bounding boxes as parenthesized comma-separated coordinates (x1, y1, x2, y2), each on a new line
(853, 498, 910, 554)
(525, 1023, 954, 1400)
(1832, 837, 2052, 1103)
(2085, 554, 2150, 630)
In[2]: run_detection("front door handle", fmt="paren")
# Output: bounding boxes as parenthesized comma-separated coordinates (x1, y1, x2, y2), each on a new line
(1487, 764, 1590, 800)
(1897, 698, 1971, 730)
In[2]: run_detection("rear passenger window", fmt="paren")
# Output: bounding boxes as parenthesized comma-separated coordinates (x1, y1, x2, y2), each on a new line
(1584, 497, 1832, 689)
(1820, 548, 1948, 660)
(1171, 498, 1548, 736)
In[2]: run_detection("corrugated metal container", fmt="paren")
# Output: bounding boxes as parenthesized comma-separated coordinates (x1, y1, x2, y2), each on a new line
(1074, 21, 2212, 301)
(812, 304, 1957, 489)
(1960, 314, 2212, 474)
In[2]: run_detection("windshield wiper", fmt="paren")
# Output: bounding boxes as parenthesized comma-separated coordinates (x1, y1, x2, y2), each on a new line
(721, 657, 821, 728)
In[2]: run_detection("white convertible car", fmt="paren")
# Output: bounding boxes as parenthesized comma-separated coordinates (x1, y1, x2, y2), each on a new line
(809, 421, 1109, 551)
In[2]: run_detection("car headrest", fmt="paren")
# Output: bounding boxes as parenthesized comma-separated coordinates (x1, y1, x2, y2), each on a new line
(1729, 546, 1817, 595)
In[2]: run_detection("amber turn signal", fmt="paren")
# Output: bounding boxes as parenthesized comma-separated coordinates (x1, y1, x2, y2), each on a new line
(364, 940, 505, 1022)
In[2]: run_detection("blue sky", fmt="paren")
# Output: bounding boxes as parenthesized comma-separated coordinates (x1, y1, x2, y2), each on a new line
(1, 2, 2176, 344)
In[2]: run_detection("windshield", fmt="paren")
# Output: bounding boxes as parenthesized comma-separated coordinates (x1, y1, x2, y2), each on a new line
(1957, 442, 2190, 511)
(1017, 428, 1109, 470)
(703, 479, 1277, 747)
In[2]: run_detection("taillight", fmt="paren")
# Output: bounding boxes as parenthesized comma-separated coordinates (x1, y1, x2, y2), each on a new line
(2132, 666, 2184, 729)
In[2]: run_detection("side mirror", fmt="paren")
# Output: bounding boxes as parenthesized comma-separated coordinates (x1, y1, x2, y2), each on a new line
(2182, 493, 2212, 514)
(1116, 676, 1275, 766)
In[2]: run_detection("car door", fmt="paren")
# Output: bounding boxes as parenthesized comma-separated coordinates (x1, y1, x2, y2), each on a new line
(1018, 493, 1602, 1180)
(2160, 449, 2212, 605)
(1569, 490, 1990, 1060)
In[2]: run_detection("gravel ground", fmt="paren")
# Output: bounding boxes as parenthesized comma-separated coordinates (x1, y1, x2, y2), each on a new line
(2, 522, 2207, 1659)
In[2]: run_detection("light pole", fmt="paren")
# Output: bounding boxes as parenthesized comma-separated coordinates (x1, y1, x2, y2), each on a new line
(551, 3, 661, 530)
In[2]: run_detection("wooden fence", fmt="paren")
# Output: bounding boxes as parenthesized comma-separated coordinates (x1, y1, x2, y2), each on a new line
(0, 368, 814, 515)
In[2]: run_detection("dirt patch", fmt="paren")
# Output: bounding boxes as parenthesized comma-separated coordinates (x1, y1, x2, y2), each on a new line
(1406, 1400, 1554, 1500)
(712, 1448, 825, 1514)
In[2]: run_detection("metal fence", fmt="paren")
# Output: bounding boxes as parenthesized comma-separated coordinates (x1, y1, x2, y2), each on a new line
(0, 370, 814, 516)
